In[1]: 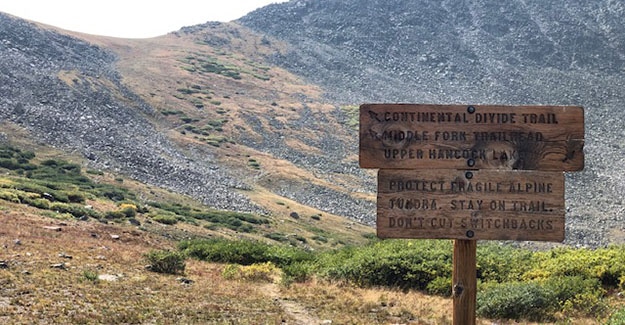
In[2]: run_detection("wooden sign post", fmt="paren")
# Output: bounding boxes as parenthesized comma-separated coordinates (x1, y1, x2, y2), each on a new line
(359, 104, 584, 325)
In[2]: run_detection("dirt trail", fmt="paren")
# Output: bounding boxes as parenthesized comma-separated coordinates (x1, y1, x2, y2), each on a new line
(263, 283, 328, 325)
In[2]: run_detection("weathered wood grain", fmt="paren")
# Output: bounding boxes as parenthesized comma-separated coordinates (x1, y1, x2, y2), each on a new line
(377, 169, 565, 241)
(453, 240, 477, 325)
(360, 104, 584, 171)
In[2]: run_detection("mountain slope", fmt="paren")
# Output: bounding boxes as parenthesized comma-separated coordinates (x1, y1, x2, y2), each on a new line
(239, 0, 625, 247)
(0, 12, 375, 232)
(0, 13, 266, 215)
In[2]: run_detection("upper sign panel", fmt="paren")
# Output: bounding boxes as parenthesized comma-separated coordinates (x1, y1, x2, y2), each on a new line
(359, 104, 584, 171)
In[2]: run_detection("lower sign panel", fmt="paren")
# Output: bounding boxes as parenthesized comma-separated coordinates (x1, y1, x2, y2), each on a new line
(377, 169, 565, 241)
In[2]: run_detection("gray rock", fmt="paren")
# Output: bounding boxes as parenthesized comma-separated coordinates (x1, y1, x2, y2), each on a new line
(50, 263, 66, 270)
(97, 274, 120, 282)
(58, 253, 73, 259)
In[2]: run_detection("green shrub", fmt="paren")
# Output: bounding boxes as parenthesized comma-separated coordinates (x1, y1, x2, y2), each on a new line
(525, 276, 607, 318)
(543, 276, 604, 310)
(235, 224, 254, 233)
(312, 235, 328, 243)
(606, 307, 625, 325)
(524, 246, 625, 289)
(248, 161, 260, 169)
(315, 240, 452, 291)
(51, 202, 100, 219)
(82, 270, 99, 282)
(191, 210, 268, 231)
(178, 238, 313, 268)
(290, 234, 307, 244)
(29, 198, 50, 209)
(67, 192, 86, 203)
(152, 215, 178, 225)
(477, 276, 608, 321)
(281, 261, 314, 285)
(0, 158, 29, 170)
(426, 276, 451, 296)
(96, 185, 132, 202)
(0, 190, 20, 203)
(477, 243, 534, 283)
(266, 245, 314, 267)
(120, 206, 137, 218)
(49, 202, 70, 212)
(144, 250, 186, 275)
(0, 146, 36, 171)
(104, 210, 126, 220)
(179, 238, 270, 265)
(477, 281, 555, 321)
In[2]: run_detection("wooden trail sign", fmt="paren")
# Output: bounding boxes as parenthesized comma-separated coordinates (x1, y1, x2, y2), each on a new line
(377, 169, 565, 241)
(359, 103, 585, 325)
(359, 104, 584, 171)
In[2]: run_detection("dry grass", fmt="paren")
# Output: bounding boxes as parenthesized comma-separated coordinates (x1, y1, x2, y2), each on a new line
(278, 280, 604, 325)
(0, 203, 609, 324)
(0, 204, 290, 324)
(280, 280, 454, 324)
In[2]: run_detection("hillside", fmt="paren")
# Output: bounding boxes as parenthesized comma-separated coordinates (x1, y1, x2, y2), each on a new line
(0, 12, 374, 229)
(1, 0, 625, 247)
(239, 0, 625, 247)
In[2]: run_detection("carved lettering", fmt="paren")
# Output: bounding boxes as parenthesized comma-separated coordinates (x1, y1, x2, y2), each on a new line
(382, 111, 470, 123)
(381, 130, 429, 142)
(459, 217, 554, 230)
(474, 113, 517, 123)
(428, 149, 487, 160)
(521, 113, 558, 124)
(384, 149, 425, 159)
(508, 183, 553, 193)
(450, 199, 483, 210)
(473, 131, 544, 142)
(434, 131, 467, 141)
(389, 198, 438, 210)
(387, 217, 453, 229)
(389, 180, 445, 192)
(450, 181, 502, 193)
(512, 201, 552, 212)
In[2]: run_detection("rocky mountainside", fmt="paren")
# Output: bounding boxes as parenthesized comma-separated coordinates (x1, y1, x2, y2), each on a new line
(0, 12, 374, 227)
(239, 0, 625, 247)
(0, 13, 261, 213)
(1, 0, 624, 247)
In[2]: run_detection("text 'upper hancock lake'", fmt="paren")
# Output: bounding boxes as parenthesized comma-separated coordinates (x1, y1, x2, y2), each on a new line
(359, 104, 584, 171)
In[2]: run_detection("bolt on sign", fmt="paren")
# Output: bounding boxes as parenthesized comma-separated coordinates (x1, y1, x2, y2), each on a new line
(359, 104, 584, 171)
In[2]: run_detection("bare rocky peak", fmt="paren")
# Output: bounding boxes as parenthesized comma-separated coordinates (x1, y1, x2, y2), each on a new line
(239, 0, 625, 247)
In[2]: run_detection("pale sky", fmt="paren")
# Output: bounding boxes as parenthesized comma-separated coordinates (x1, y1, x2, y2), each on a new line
(0, 0, 289, 38)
